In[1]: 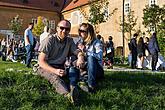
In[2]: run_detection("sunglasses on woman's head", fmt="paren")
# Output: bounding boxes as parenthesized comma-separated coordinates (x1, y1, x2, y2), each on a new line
(58, 26, 70, 31)
(79, 29, 87, 33)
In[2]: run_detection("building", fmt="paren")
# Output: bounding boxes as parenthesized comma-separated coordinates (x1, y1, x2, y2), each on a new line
(62, 0, 165, 56)
(0, 0, 72, 39)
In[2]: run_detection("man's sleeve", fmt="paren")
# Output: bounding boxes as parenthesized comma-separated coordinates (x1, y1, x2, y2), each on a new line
(38, 36, 52, 56)
(24, 30, 28, 38)
(70, 38, 80, 55)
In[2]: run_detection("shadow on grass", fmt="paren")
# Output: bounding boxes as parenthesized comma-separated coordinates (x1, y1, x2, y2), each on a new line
(1, 71, 165, 109)
(78, 71, 165, 109)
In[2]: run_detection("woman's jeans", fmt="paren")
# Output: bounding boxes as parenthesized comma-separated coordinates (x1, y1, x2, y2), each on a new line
(87, 56, 104, 87)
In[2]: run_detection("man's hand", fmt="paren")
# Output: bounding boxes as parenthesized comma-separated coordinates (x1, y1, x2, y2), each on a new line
(76, 52, 85, 68)
(76, 58, 85, 68)
(55, 69, 65, 77)
(78, 43, 85, 51)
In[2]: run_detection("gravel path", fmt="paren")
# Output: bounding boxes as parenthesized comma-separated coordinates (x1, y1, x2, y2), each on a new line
(104, 66, 165, 73)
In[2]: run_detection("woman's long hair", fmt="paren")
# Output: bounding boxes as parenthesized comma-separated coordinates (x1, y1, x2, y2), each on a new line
(79, 23, 96, 45)
(138, 37, 145, 51)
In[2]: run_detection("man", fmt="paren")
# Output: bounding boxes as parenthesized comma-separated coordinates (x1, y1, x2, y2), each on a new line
(130, 33, 138, 69)
(148, 32, 160, 71)
(40, 26, 50, 44)
(37, 20, 84, 104)
(24, 23, 34, 67)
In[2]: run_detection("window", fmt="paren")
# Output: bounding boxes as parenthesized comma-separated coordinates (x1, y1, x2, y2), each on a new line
(50, 20, 55, 29)
(125, 2, 130, 13)
(71, 11, 83, 25)
(71, 11, 79, 25)
(104, 2, 109, 20)
(32, 18, 37, 24)
(79, 13, 83, 24)
(149, 0, 157, 6)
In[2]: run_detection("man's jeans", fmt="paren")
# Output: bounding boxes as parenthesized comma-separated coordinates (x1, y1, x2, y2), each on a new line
(131, 53, 137, 69)
(37, 66, 79, 95)
(151, 52, 158, 71)
(87, 56, 104, 87)
(25, 44, 33, 67)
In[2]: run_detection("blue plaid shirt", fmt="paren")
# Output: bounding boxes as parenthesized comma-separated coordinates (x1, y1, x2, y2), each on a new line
(86, 39, 103, 66)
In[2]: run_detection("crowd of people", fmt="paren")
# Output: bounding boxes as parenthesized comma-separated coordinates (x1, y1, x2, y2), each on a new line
(0, 19, 164, 105)
(129, 32, 165, 71)
(0, 37, 25, 62)
(0, 23, 39, 65)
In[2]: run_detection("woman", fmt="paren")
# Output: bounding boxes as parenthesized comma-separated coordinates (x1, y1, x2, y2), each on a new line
(78, 23, 104, 92)
(144, 37, 150, 57)
(137, 37, 145, 69)
(106, 36, 114, 69)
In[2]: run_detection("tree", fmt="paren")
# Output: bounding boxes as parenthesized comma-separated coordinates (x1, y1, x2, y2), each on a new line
(143, 5, 165, 56)
(157, 6, 165, 56)
(119, 11, 137, 40)
(32, 16, 47, 37)
(79, 0, 117, 32)
(143, 5, 164, 33)
(8, 15, 22, 35)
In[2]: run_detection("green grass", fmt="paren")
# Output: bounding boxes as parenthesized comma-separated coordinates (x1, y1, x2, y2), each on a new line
(0, 61, 165, 110)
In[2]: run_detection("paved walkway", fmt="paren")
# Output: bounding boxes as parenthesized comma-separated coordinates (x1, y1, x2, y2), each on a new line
(104, 66, 165, 73)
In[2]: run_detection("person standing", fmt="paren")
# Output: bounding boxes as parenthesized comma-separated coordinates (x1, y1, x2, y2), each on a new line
(24, 23, 34, 67)
(1, 38, 7, 61)
(106, 36, 114, 69)
(40, 26, 50, 44)
(144, 37, 150, 57)
(148, 32, 160, 71)
(137, 37, 145, 69)
(37, 20, 84, 104)
(130, 33, 138, 69)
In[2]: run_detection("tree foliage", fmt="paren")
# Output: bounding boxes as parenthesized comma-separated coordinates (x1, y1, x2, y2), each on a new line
(79, 0, 117, 26)
(143, 5, 165, 33)
(8, 15, 22, 35)
(32, 16, 47, 37)
(119, 11, 137, 40)
(143, 5, 165, 56)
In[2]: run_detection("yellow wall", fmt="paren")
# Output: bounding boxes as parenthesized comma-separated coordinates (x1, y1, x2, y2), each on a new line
(62, 0, 165, 56)
(0, 6, 60, 34)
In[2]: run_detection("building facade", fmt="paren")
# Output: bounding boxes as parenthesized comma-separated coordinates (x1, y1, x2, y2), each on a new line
(62, 0, 165, 56)
(0, 0, 72, 38)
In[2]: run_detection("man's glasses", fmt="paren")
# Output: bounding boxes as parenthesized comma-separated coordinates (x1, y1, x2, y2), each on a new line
(79, 29, 87, 33)
(58, 26, 70, 31)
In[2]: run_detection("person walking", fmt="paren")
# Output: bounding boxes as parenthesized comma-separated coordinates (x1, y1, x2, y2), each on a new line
(24, 23, 34, 67)
(37, 20, 84, 104)
(130, 33, 138, 69)
(148, 32, 160, 71)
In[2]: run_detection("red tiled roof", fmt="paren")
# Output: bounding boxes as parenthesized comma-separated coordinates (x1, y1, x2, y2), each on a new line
(63, 0, 89, 12)
(0, 0, 73, 13)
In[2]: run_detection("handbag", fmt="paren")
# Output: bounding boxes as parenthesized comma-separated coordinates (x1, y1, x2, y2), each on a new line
(107, 47, 112, 54)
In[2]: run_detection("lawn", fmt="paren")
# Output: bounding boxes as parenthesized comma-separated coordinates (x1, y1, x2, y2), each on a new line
(0, 60, 165, 110)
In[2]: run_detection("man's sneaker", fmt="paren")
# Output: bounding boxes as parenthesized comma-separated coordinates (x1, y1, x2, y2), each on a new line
(79, 81, 89, 93)
(67, 86, 79, 105)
